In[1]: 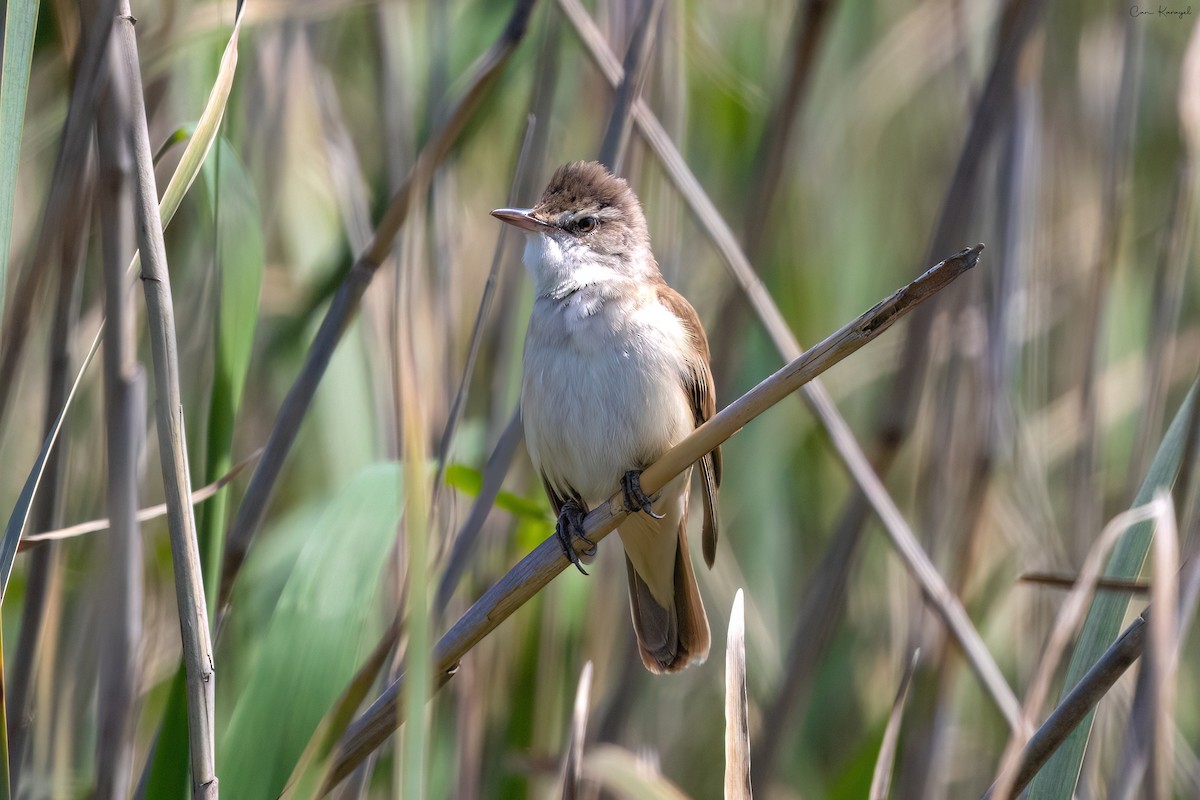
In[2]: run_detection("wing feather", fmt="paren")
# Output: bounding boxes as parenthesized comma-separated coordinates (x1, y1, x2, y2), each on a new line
(656, 283, 721, 568)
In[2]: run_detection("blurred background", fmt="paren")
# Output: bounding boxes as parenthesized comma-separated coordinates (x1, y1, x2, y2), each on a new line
(1, 0, 1199, 797)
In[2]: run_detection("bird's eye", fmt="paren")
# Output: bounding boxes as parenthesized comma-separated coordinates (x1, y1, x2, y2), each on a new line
(576, 216, 598, 234)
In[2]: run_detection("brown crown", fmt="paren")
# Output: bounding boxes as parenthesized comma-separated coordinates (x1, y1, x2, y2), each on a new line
(536, 161, 642, 225)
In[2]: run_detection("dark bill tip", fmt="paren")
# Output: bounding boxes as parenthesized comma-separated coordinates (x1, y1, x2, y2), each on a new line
(490, 207, 551, 233)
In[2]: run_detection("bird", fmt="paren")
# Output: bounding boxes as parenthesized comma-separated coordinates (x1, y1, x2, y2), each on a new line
(492, 160, 721, 673)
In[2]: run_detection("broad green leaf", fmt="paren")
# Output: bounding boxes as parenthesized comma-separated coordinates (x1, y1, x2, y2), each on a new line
(1029, 379, 1198, 798)
(219, 463, 402, 800)
(193, 133, 264, 602)
(445, 463, 552, 522)
(0, 0, 41, 327)
(279, 624, 396, 799)
(496, 491, 553, 522)
(205, 139, 264, 420)
(444, 463, 484, 495)
(143, 672, 189, 800)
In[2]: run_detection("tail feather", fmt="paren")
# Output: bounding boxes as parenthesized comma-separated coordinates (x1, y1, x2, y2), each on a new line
(624, 522, 710, 673)
(626, 556, 677, 666)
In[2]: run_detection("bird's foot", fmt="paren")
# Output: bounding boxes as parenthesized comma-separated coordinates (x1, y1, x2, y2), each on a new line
(556, 501, 596, 575)
(622, 470, 664, 519)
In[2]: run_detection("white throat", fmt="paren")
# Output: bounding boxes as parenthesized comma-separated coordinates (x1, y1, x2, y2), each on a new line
(522, 231, 658, 302)
(522, 233, 611, 299)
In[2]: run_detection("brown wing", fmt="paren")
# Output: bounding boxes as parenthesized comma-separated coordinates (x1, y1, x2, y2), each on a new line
(657, 282, 721, 568)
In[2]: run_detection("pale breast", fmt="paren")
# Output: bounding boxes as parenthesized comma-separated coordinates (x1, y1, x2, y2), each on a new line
(522, 292, 695, 507)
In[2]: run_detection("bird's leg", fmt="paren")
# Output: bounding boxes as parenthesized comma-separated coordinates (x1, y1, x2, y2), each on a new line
(557, 499, 596, 575)
(622, 470, 664, 519)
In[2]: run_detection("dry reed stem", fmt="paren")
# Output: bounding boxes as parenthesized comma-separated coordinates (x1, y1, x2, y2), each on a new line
(21, 452, 259, 548)
(1144, 494, 1180, 800)
(94, 26, 144, 798)
(320, 245, 984, 792)
(724, 590, 750, 800)
(557, 0, 1022, 730)
(596, 0, 663, 172)
(558, 661, 594, 800)
(742, 0, 836, 263)
(868, 649, 920, 800)
(111, 3, 216, 796)
(1018, 573, 1149, 594)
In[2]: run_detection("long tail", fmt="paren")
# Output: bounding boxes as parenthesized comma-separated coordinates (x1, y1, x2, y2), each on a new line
(621, 490, 710, 673)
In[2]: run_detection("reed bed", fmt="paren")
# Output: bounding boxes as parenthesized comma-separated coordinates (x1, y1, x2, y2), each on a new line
(0, 1, 1198, 798)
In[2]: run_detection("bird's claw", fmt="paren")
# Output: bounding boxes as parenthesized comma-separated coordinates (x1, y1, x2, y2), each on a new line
(556, 502, 595, 575)
(622, 470, 664, 519)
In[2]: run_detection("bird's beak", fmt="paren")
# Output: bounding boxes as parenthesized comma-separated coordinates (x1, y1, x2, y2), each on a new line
(491, 207, 552, 233)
